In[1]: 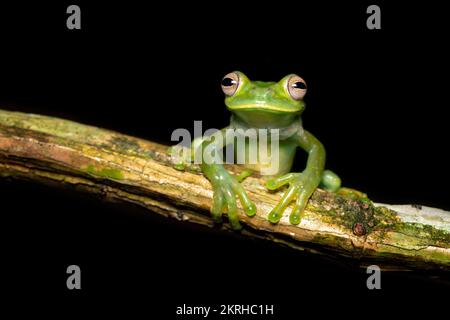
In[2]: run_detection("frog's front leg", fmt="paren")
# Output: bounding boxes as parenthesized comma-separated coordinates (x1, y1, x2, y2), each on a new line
(266, 130, 327, 225)
(199, 131, 256, 230)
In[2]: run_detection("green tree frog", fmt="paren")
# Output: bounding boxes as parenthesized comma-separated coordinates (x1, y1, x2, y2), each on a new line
(191, 71, 341, 229)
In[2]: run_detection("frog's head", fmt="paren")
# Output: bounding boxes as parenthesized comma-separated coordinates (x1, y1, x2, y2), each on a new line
(221, 71, 307, 128)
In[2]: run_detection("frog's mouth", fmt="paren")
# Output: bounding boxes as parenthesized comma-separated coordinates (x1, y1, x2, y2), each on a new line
(228, 104, 303, 128)
(228, 104, 302, 113)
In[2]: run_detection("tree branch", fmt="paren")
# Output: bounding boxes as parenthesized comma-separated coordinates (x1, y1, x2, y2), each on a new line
(0, 109, 448, 272)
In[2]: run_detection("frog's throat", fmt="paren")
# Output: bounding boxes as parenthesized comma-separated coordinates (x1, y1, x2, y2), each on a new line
(229, 115, 303, 140)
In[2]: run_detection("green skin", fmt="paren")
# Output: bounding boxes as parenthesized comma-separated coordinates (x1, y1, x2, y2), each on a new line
(197, 72, 341, 229)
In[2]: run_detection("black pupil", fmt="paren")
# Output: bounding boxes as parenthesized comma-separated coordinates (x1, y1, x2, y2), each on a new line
(293, 81, 306, 89)
(222, 77, 236, 87)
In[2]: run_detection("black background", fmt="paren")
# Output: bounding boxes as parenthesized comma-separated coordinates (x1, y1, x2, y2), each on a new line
(1, 1, 449, 318)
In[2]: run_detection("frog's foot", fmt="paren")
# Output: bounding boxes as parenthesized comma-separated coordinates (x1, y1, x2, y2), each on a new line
(320, 169, 341, 192)
(265, 172, 318, 225)
(210, 172, 257, 230)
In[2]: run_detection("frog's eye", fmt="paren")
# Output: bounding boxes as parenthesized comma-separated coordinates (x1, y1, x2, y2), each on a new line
(221, 72, 240, 96)
(287, 75, 307, 100)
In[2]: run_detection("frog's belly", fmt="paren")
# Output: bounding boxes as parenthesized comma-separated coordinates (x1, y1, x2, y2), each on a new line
(234, 140, 296, 176)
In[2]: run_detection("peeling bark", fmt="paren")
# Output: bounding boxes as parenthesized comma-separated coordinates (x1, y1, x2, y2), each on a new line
(0, 109, 449, 272)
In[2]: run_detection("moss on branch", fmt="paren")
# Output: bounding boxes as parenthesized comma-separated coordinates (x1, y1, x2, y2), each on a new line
(0, 109, 448, 272)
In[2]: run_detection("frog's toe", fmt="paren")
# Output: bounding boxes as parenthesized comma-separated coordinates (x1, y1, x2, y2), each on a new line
(235, 169, 253, 183)
(244, 202, 257, 217)
(268, 184, 299, 223)
(268, 208, 283, 224)
(211, 187, 225, 223)
(228, 216, 242, 230)
(222, 186, 242, 230)
(289, 191, 309, 225)
(289, 205, 304, 225)
(233, 183, 256, 217)
(265, 173, 300, 190)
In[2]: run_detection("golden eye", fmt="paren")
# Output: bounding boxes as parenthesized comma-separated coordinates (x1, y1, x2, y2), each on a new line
(287, 75, 307, 100)
(221, 72, 240, 96)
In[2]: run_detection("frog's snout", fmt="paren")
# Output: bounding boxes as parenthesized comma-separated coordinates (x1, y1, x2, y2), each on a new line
(250, 86, 274, 99)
